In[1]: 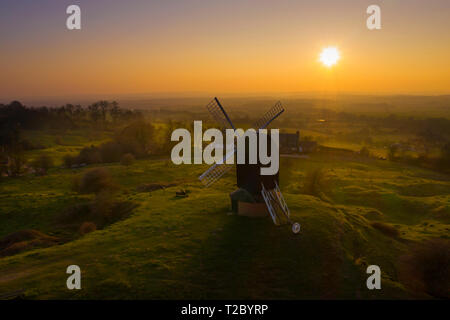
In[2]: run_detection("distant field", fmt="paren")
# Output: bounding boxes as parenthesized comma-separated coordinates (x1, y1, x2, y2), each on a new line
(22, 129, 113, 166)
(0, 147, 448, 298)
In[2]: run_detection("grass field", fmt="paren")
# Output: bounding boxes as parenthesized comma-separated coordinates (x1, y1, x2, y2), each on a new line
(0, 137, 448, 299)
(22, 129, 113, 166)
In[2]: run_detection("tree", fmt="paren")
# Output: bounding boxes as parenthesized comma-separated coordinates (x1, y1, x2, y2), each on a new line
(121, 153, 135, 166)
(98, 100, 110, 125)
(0, 123, 26, 176)
(110, 101, 121, 124)
(115, 121, 155, 157)
(88, 102, 101, 124)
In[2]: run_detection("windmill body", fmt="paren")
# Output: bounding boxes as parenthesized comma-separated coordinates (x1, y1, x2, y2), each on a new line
(235, 131, 279, 195)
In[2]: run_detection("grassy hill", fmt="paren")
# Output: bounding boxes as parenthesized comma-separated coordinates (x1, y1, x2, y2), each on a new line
(0, 150, 448, 299)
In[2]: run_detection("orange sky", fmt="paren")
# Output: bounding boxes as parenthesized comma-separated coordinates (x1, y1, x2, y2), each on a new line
(1, 0, 449, 100)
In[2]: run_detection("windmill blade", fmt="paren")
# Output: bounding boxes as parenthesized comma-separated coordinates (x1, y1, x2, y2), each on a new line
(199, 148, 235, 187)
(253, 101, 284, 129)
(199, 162, 234, 187)
(206, 97, 236, 130)
(199, 96, 243, 187)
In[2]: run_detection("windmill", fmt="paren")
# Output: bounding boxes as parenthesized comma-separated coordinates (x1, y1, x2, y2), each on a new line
(199, 97, 300, 234)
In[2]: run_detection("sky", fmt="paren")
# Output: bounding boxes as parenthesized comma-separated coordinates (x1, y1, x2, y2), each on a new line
(1, 0, 450, 100)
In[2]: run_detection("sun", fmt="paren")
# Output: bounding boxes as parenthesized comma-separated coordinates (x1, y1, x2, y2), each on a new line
(319, 47, 340, 67)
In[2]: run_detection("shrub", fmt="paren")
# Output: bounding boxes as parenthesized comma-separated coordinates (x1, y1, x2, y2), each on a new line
(31, 154, 53, 175)
(79, 222, 97, 235)
(63, 154, 77, 168)
(78, 146, 102, 164)
(371, 222, 400, 238)
(0, 229, 58, 257)
(99, 142, 123, 163)
(121, 153, 135, 166)
(399, 239, 450, 298)
(58, 202, 91, 224)
(7, 149, 26, 177)
(91, 190, 115, 221)
(75, 168, 116, 194)
(59, 195, 136, 230)
(0, 229, 57, 249)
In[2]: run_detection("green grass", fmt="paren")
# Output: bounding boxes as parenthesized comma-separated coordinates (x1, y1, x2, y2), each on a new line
(23, 129, 113, 165)
(0, 150, 448, 299)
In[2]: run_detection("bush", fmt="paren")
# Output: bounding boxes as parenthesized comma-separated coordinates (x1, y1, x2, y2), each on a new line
(99, 142, 123, 163)
(91, 191, 115, 220)
(59, 195, 137, 230)
(399, 239, 450, 298)
(121, 153, 135, 166)
(74, 168, 116, 194)
(77, 146, 102, 164)
(0, 229, 58, 257)
(63, 154, 77, 168)
(79, 222, 97, 235)
(7, 150, 27, 177)
(370, 222, 400, 238)
(58, 202, 91, 225)
(31, 154, 53, 175)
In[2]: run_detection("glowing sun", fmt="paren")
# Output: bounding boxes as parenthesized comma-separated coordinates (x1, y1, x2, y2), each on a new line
(319, 47, 340, 67)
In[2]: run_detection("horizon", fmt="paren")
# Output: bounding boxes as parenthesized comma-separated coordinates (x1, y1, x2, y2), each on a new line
(2, 91, 450, 109)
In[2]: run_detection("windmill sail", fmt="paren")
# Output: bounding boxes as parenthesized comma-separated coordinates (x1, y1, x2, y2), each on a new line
(199, 145, 236, 186)
(200, 98, 238, 186)
(199, 99, 285, 188)
(261, 182, 291, 225)
(198, 162, 234, 187)
(254, 101, 284, 129)
(206, 97, 236, 130)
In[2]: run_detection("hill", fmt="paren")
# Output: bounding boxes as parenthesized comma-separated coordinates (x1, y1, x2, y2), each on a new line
(0, 151, 448, 299)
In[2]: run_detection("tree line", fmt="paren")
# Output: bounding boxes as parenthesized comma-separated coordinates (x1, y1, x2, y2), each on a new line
(0, 100, 143, 176)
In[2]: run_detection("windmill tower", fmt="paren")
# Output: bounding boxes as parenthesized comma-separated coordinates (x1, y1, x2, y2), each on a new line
(199, 98, 300, 234)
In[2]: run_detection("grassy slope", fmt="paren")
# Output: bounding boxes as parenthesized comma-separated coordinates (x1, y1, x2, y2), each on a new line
(23, 129, 112, 166)
(0, 153, 448, 299)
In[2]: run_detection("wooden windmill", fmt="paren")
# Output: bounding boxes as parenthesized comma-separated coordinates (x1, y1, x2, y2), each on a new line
(199, 98, 300, 234)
